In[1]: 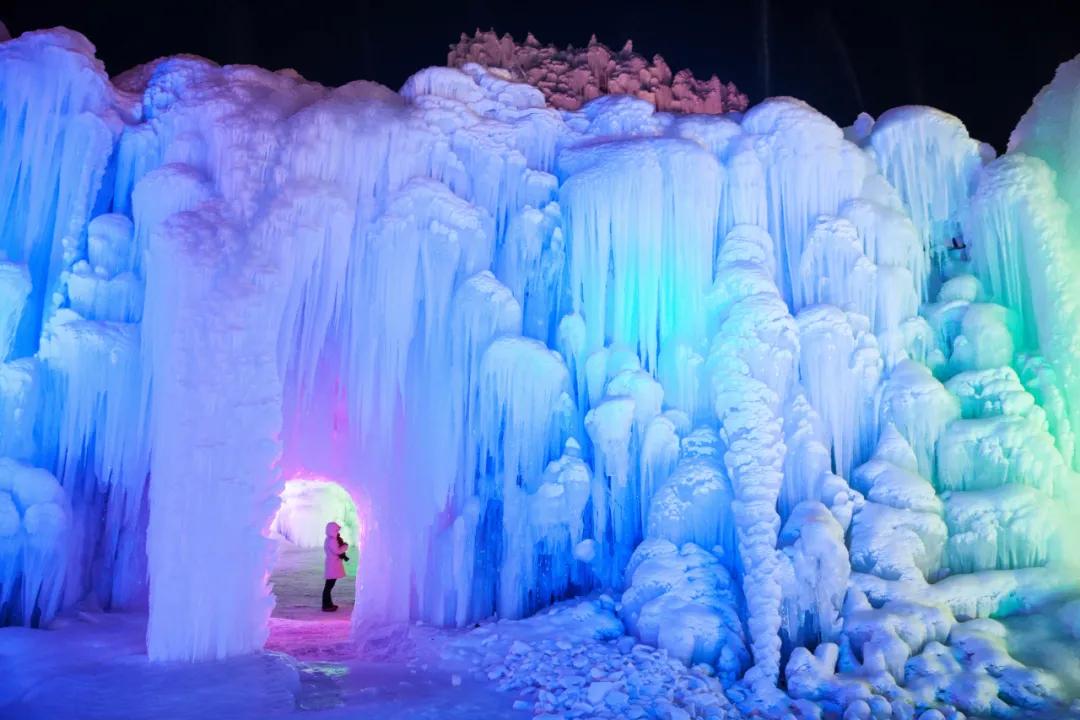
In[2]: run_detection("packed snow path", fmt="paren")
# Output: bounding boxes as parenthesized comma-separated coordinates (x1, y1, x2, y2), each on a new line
(266, 540, 357, 659)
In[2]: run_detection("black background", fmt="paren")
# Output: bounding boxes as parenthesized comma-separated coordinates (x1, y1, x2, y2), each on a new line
(3, 0, 1078, 151)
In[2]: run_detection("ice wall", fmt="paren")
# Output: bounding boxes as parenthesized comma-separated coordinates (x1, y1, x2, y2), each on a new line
(2, 27, 1079, 713)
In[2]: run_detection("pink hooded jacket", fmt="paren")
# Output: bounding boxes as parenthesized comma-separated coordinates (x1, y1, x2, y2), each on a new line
(324, 522, 348, 580)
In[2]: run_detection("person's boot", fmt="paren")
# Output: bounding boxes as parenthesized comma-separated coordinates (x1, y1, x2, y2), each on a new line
(322, 604, 339, 612)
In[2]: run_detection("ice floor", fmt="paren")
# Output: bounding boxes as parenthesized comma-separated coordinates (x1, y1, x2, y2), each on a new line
(0, 540, 523, 719)
(2, 566, 1080, 719)
(0, 537, 739, 719)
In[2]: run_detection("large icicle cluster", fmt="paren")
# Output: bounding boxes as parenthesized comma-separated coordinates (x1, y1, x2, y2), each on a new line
(2, 25, 1080, 716)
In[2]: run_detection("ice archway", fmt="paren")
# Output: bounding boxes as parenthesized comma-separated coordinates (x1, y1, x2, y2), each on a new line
(269, 477, 361, 549)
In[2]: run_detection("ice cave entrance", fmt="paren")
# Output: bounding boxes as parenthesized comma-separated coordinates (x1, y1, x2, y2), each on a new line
(267, 477, 361, 622)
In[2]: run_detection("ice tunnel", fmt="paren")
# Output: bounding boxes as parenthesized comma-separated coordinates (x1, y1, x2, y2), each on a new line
(270, 477, 361, 550)
(2, 24, 1080, 714)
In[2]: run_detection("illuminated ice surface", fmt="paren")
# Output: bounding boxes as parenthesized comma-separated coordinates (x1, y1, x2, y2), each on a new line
(1, 25, 1080, 720)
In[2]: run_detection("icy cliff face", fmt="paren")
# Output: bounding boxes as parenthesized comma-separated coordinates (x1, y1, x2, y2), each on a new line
(1, 25, 1079, 713)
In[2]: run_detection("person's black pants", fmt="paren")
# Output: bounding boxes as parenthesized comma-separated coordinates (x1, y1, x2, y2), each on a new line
(322, 578, 337, 608)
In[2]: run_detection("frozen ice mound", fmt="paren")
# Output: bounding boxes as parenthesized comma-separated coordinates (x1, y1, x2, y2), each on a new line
(620, 539, 748, 684)
(0, 458, 69, 626)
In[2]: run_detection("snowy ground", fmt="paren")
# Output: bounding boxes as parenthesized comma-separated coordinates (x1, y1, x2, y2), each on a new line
(1, 539, 1078, 719)
(0, 539, 736, 719)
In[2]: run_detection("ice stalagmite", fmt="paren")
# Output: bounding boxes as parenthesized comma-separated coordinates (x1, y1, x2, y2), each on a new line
(709, 225, 798, 688)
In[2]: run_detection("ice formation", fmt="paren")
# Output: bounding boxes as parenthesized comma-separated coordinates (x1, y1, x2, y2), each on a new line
(2, 22, 1080, 717)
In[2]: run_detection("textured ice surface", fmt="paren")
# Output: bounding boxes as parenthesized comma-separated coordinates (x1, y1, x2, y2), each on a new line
(2, 23, 1080, 717)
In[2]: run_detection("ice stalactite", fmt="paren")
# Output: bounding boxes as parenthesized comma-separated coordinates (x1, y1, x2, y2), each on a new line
(778, 392, 833, 520)
(729, 99, 869, 305)
(1016, 354, 1075, 463)
(0, 31, 121, 358)
(0, 459, 69, 626)
(559, 138, 720, 371)
(796, 306, 882, 479)
(37, 310, 147, 608)
(0, 262, 31, 360)
(865, 107, 986, 294)
(879, 360, 960, 483)
(0, 360, 39, 462)
(965, 154, 1080, 469)
(469, 337, 573, 621)
(943, 485, 1055, 573)
(796, 216, 876, 319)
(779, 500, 849, 649)
(497, 199, 564, 344)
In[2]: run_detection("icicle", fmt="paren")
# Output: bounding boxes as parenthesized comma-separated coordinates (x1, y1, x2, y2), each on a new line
(867, 107, 984, 287)
(779, 500, 849, 648)
(730, 98, 870, 304)
(0, 458, 69, 626)
(559, 138, 720, 371)
(0, 262, 31, 361)
(964, 154, 1080, 467)
(796, 306, 882, 478)
(0, 360, 40, 462)
(797, 216, 876, 320)
(879, 361, 960, 482)
(469, 336, 572, 620)
(0, 30, 120, 357)
(943, 485, 1055, 573)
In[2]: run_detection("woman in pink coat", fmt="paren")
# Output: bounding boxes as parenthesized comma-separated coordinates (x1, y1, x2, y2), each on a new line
(322, 521, 349, 611)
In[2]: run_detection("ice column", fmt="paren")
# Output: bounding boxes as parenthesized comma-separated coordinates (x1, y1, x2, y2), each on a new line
(708, 225, 798, 687)
(143, 201, 298, 660)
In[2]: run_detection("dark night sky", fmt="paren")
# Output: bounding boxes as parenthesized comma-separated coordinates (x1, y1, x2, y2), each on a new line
(3, 0, 1079, 151)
